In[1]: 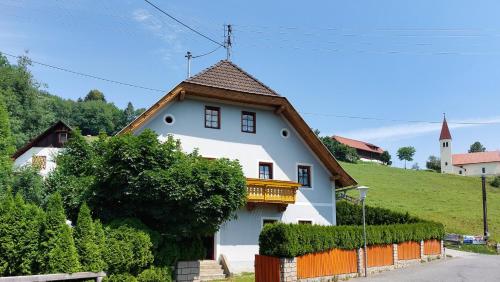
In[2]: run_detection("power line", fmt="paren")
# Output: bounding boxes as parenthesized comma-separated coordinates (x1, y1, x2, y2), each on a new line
(1, 51, 167, 93)
(2, 51, 499, 126)
(142, 0, 224, 48)
(192, 45, 223, 59)
(300, 112, 500, 125)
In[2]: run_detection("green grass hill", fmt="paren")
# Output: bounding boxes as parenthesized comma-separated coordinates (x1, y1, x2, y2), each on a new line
(342, 162, 500, 241)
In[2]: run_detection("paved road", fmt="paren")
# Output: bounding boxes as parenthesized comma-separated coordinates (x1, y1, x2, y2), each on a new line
(358, 249, 500, 282)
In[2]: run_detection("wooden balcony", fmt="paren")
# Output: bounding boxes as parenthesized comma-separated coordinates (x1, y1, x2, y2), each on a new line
(246, 178, 300, 209)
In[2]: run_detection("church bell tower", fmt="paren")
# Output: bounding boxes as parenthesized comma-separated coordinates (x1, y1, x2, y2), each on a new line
(439, 115, 453, 174)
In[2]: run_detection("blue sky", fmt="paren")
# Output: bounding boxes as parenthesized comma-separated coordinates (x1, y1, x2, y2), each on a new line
(2, 0, 500, 168)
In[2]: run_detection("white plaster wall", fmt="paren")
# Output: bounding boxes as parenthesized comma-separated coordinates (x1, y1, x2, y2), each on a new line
(455, 162, 500, 176)
(13, 147, 61, 177)
(135, 97, 337, 271)
(440, 139, 453, 174)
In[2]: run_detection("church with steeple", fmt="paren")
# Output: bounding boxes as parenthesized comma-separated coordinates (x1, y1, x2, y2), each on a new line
(439, 116, 500, 176)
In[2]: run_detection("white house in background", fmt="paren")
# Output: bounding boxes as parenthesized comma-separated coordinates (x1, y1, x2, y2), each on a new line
(119, 60, 357, 272)
(439, 117, 500, 176)
(13, 120, 71, 177)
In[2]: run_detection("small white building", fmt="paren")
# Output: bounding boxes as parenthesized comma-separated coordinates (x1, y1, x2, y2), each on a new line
(12, 121, 71, 176)
(439, 117, 500, 176)
(119, 60, 357, 272)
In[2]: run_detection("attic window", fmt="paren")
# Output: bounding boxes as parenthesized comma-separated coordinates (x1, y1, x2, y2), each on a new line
(59, 132, 68, 144)
(164, 114, 175, 125)
(281, 128, 289, 138)
(241, 111, 256, 133)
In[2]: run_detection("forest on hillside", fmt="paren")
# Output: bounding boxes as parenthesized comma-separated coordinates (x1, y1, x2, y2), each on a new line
(0, 53, 145, 149)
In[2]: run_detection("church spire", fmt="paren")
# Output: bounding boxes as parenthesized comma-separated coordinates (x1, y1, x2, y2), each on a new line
(439, 114, 452, 140)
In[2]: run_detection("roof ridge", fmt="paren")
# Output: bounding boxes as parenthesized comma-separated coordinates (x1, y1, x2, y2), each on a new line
(185, 60, 280, 96)
(223, 60, 280, 96)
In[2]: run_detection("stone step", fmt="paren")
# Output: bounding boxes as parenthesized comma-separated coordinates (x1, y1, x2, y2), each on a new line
(200, 264, 224, 270)
(200, 273, 227, 281)
(200, 268, 225, 275)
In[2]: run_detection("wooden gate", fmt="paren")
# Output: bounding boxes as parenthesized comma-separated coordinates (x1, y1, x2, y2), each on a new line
(367, 244, 393, 267)
(255, 255, 280, 282)
(424, 240, 441, 255)
(297, 248, 357, 278)
(398, 241, 420, 260)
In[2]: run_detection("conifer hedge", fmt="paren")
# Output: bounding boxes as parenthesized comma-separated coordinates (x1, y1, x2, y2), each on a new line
(259, 222, 445, 258)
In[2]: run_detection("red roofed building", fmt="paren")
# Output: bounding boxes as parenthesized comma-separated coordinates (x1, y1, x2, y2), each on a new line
(333, 136, 385, 163)
(439, 117, 500, 176)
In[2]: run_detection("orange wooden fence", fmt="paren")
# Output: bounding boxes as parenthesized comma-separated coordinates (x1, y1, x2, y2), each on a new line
(398, 241, 420, 260)
(367, 244, 393, 267)
(424, 240, 441, 255)
(297, 248, 358, 279)
(255, 255, 280, 282)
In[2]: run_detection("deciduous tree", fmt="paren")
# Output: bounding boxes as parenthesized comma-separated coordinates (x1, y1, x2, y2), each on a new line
(397, 146, 416, 169)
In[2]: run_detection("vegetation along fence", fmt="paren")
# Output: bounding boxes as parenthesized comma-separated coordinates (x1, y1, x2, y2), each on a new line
(257, 222, 445, 281)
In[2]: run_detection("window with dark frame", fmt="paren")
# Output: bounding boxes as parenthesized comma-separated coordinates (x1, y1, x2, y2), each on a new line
(241, 111, 256, 133)
(262, 219, 278, 226)
(298, 165, 311, 187)
(298, 220, 312, 225)
(204, 106, 220, 129)
(59, 132, 68, 144)
(259, 162, 273, 179)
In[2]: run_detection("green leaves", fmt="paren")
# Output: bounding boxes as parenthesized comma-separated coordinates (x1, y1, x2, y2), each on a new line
(336, 201, 420, 225)
(259, 222, 445, 258)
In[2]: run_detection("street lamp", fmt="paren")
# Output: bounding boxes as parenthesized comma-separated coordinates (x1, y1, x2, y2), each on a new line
(357, 186, 369, 277)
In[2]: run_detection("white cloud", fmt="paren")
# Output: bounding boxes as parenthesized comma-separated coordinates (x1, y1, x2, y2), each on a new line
(131, 8, 184, 55)
(337, 116, 500, 142)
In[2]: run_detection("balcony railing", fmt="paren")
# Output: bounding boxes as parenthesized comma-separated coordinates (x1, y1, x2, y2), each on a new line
(246, 178, 301, 205)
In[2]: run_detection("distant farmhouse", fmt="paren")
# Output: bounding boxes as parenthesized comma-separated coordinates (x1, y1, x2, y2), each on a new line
(439, 117, 500, 176)
(12, 120, 72, 176)
(333, 135, 385, 163)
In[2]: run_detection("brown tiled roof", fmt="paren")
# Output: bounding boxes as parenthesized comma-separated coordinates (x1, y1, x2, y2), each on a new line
(333, 136, 384, 154)
(439, 118, 452, 140)
(453, 151, 500, 165)
(185, 60, 280, 96)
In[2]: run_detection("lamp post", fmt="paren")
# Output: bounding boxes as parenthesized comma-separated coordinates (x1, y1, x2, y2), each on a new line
(481, 175, 489, 240)
(357, 186, 369, 277)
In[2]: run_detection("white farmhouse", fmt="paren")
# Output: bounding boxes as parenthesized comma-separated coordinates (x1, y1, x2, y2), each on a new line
(12, 120, 71, 177)
(119, 60, 357, 272)
(439, 117, 500, 176)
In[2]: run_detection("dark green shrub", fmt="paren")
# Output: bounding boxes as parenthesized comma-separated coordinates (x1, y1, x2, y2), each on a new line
(137, 266, 172, 282)
(104, 273, 138, 282)
(336, 201, 421, 225)
(103, 224, 154, 275)
(11, 166, 45, 206)
(38, 193, 80, 273)
(75, 203, 105, 272)
(491, 176, 500, 188)
(0, 192, 43, 276)
(156, 237, 205, 267)
(259, 222, 445, 257)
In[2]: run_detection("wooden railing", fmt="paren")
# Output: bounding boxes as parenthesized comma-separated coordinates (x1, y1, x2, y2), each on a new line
(246, 178, 300, 204)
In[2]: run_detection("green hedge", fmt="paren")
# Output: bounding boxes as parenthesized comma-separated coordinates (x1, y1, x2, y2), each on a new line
(259, 222, 445, 258)
(336, 201, 421, 225)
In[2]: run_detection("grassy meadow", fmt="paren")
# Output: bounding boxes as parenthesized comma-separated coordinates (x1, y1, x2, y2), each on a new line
(342, 162, 500, 241)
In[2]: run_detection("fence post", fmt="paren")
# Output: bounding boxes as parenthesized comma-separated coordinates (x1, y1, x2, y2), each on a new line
(393, 244, 398, 266)
(279, 257, 297, 282)
(420, 240, 424, 259)
(357, 248, 365, 276)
